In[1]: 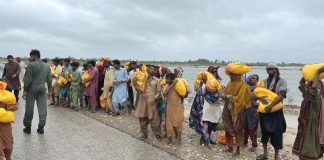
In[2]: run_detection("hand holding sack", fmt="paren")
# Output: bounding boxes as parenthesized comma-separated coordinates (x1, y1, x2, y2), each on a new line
(254, 87, 283, 113)
(194, 71, 222, 92)
(0, 81, 16, 123)
(301, 63, 324, 81)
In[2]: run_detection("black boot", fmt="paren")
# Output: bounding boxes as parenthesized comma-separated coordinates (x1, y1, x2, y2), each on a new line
(23, 127, 31, 134)
(37, 127, 44, 134)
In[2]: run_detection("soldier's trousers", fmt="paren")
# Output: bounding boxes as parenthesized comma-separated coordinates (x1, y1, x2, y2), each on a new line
(23, 87, 47, 128)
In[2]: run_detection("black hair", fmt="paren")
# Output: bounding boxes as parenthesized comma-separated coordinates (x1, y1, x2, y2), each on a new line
(88, 60, 96, 66)
(112, 59, 120, 65)
(63, 58, 71, 63)
(52, 58, 59, 63)
(130, 61, 137, 65)
(71, 62, 80, 67)
(83, 63, 88, 68)
(30, 49, 41, 58)
(42, 59, 48, 63)
(105, 61, 112, 68)
(7, 55, 13, 59)
(165, 73, 176, 80)
(215, 71, 222, 80)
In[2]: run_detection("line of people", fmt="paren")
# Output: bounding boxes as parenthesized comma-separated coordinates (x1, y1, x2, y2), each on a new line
(1, 50, 323, 160)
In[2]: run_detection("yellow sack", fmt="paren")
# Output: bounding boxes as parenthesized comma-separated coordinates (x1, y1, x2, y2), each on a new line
(141, 65, 147, 72)
(0, 81, 15, 123)
(254, 87, 283, 113)
(174, 78, 190, 97)
(256, 81, 265, 87)
(124, 62, 130, 71)
(205, 72, 222, 92)
(0, 83, 16, 105)
(225, 62, 252, 75)
(81, 71, 91, 87)
(57, 76, 68, 87)
(134, 70, 148, 93)
(301, 63, 324, 81)
(0, 108, 14, 123)
(50, 64, 56, 76)
(194, 71, 222, 92)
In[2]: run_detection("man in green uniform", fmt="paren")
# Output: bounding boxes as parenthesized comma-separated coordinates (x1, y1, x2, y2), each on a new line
(70, 62, 81, 111)
(22, 50, 52, 134)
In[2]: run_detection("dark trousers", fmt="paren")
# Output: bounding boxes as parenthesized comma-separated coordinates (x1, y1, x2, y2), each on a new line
(6, 88, 19, 102)
(128, 86, 134, 107)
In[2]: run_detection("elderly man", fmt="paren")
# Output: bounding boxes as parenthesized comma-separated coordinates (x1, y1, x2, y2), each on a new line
(257, 63, 287, 160)
(2, 55, 21, 102)
(103, 60, 115, 114)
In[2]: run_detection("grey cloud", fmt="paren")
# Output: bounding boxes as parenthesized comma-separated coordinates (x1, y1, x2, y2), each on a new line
(0, 0, 323, 63)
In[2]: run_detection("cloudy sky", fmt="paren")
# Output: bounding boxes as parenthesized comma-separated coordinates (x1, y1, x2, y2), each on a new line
(0, 0, 323, 63)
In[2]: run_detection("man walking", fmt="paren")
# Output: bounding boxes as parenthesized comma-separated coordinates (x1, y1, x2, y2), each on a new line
(2, 55, 21, 102)
(22, 50, 52, 134)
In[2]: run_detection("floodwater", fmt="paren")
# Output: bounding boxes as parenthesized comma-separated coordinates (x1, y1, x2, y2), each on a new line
(174, 66, 303, 106)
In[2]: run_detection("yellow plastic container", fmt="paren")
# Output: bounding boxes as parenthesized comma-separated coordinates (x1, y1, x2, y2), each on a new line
(174, 78, 190, 97)
(254, 87, 283, 113)
(225, 62, 252, 75)
(301, 63, 324, 81)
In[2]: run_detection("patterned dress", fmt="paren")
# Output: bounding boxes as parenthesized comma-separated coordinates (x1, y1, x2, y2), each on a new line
(292, 83, 324, 159)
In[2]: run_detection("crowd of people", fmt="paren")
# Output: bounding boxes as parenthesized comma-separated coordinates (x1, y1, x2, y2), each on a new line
(0, 49, 324, 160)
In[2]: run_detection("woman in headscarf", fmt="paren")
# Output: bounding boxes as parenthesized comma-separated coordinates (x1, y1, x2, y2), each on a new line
(222, 72, 251, 156)
(292, 66, 324, 160)
(189, 66, 223, 149)
(174, 67, 183, 78)
(244, 74, 259, 152)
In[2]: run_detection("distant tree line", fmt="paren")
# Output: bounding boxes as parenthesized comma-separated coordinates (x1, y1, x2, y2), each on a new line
(0, 57, 305, 66)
